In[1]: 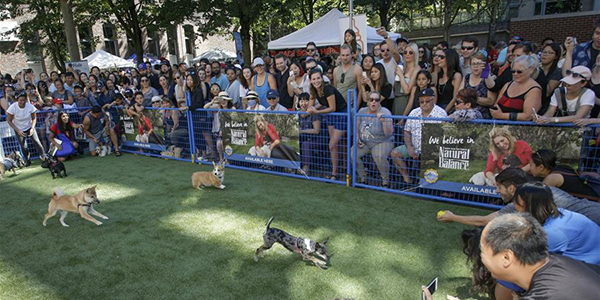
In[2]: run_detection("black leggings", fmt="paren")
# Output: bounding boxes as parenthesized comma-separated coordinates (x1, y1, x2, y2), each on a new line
(270, 143, 300, 161)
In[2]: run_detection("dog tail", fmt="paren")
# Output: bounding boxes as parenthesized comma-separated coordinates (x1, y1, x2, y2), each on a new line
(52, 187, 65, 198)
(265, 216, 274, 233)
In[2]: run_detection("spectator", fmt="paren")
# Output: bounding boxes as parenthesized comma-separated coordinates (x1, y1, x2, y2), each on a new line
(491, 55, 542, 121)
(459, 52, 496, 118)
(298, 92, 320, 174)
(372, 44, 382, 60)
(172, 73, 186, 107)
(333, 45, 364, 107)
(184, 70, 215, 161)
(495, 36, 523, 68)
(395, 37, 409, 64)
(375, 29, 401, 95)
(204, 63, 212, 84)
(308, 68, 347, 180)
(565, 19, 600, 70)
(391, 88, 447, 183)
(139, 75, 159, 107)
(204, 91, 231, 161)
(225, 67, 242, 108)
(361, 54, 375, 81)
(407, 70, 433, 113)
(161, 97, 188, 158)
(287, 61, 307, 109)
(436, 40, 449, 51)
(48, 71, 59, 93)
(343, 29, 362, 64)
(82, 106, 121, 157)
(438, 168, 600, 226)
(513, 182, 600, 266)
(24, 82, 43, 109)
(6, 92, 46, 164)
(250, 57, 277, 108)
(157, 75, 171, 98)
(243, 91, 265, 111)
(196, 69, 211, 103)
(460, 36, 480, 75)
(73, 85, 96, 115)
(540, 43, 564, 100)
(529, 149, 599, 201)
(210, 60, 229, 91)
(51, 79, 74, 106)
(395, 42, 421, 116)
(48, 111, 83, 161)
(239, 66, 254, 100)
(353, 91, 394, 187)
(431, 48, 444, 85)
(435, 49, 462, 112)
(96, 81, 116, 108)
(63, 72, 75, 92)
(360, 63, 393, 110)
(487, 40, 500, 67)
(537, 66, 594, 123)
(265, 89, 288, 112)
(36, 81, 50, 101)
(418, 45, 430, 70)
(480, 213, 600, 300)
(274, 53, 294, 109)
(449, 88, 483, 121)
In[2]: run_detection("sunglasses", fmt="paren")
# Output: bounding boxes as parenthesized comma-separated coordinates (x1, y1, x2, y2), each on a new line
(307, 48, 316, 52)
(404, 51, 414, 55)
(176, 76, 181, 79)
(368, 97, 380, 102)
(566, 69, 584, 78)
(456, 99, 464, 104)
(381, 49, 390, 52)
(267, 97, 277, 100)
(434, 54, 445, 59)
(461, 46, 475, 50)
(141, 79, 149, 82)
(340, 73, 346, 84)
(511, 69, 525, 74)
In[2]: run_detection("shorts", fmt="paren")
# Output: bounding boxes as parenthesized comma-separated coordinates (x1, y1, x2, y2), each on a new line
(326, 114, 347, 131)
(88, 129, 109, 151)
(394, 145, 410, 158)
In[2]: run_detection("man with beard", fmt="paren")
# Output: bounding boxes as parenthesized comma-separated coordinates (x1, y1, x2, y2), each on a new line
(210, 60, 229, 90)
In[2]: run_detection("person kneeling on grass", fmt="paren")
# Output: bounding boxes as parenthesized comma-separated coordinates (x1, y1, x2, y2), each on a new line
(48, 111, 83, 161)
(437, 167, 600, 226)
(391, 88, 447, 183)
(83, 106, 122, 157)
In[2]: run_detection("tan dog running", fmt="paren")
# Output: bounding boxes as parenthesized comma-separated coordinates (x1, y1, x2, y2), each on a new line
(192, 160, 226, 190)
(42, 185, 108, 227)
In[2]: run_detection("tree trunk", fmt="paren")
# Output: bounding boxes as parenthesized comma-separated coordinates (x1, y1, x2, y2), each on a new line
(379, 2, 390, 30)
(60, 0, 80, 61)
(443, 0, 452, 42)
(240, 20, 252, 67)
(127, 0, 145, 65)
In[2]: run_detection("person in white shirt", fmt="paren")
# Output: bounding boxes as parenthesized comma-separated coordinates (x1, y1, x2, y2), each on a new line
(537, 66, 595, 124)
(6, 92, 46, 164)
(265, 89, 288, 112)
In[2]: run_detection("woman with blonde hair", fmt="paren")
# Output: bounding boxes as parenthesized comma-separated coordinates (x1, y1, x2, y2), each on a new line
(469, 127, 532, 186)
(394, 42, 421, 116)
(248, 115, 300, 161)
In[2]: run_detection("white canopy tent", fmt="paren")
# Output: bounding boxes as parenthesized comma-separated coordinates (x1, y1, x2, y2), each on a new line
(268, 9, 401, 50)
(84, 49, 136, 69)
(192, 48, 237, 63)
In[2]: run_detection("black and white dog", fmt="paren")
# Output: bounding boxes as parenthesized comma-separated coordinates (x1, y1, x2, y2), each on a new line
(1, 151, 25, 180)
(254, 217, 330, 269)
(41, 156, 67, 179)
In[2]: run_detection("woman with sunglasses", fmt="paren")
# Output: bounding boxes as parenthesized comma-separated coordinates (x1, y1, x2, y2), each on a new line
(490, 55, 542, 121)
(418, 45, 430, 70)
(394, 43, 421, 116)
(529, 149, 599, 201)
(536, 66, 594, 124)
(139, 75, 159, 107)
(250, 57, 277, 108)
(435, 49, 462, 113)
(172, 73, 186, 107)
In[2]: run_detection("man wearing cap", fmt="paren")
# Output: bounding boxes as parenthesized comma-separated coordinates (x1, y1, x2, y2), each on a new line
(243, 91, 266, 111)
(391, 88, 447, 183)
(96, 81, 116, 108)
(83, 106, 122, 157)
(210, 61, 229, 91)
(7, 92, 46, 164)
(265, 89, 287, 112)
(536, 66, 595, 124)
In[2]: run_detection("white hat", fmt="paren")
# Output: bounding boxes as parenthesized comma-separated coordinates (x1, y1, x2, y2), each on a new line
(151, 95, 162, 103)
(252, 57, 265, 67)
(234, 64, 242, 70)
(217, 91, 232, 101)
(242, 91, 259, 99)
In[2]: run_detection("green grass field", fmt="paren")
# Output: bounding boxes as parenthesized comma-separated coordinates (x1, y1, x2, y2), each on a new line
(0, 154, 491, 300)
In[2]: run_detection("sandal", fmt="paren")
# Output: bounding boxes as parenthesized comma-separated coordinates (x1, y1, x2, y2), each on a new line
(328, 174, 337, 181)
(115, 151, 122, 157)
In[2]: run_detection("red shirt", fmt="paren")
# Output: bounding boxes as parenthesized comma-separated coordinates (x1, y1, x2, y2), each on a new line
(50, 122, 76, 139)
(485, 140, 532, 173)
(137, 116, 153, 134)
(255, 123, 280, 147)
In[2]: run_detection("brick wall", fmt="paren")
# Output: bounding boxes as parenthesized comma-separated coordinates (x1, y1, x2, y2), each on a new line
(510, 13, 600, 45)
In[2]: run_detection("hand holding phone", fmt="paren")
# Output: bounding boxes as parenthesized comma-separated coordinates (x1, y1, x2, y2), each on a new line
(481, 63, 491, 79)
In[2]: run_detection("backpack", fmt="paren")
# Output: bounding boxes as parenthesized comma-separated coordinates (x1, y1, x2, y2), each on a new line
(550, 168, 600, 202)
(554, 87, 586, 117)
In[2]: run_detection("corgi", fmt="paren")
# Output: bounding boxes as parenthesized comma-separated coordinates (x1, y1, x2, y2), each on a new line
(192, 160, 226, 190)
(42, 185, 108, 227)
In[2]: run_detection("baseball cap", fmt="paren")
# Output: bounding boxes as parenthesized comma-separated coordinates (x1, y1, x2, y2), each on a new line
(151, 95, 162, 103)
(97, 81, 105, 88)
(561, 66, 591, 85)
(418, 88, 435, 98)
(252, 57, 265, 67)
(138, 63, 147, 70)
(217, 91, 232, 101)
(234, 64, 242, 70)
(243, 91, 259, 99)
(160, 59, 170, 66)
(266, 89, 278, 99)
(73, 84, 83, 91)
(53, 98, 63, 105)
(125, 89, 133, 97)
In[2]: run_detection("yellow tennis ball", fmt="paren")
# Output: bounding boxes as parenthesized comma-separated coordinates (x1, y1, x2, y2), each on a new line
(437, 211, 446, 217)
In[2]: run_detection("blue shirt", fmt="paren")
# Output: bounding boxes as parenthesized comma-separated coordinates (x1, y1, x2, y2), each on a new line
(545, 208, 600, 265)
(572, 41, 596, 68)
(497, 47, 508, 65)
(210, 74, 229, 91)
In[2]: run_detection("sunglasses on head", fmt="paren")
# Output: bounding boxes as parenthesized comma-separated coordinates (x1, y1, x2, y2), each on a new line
(566, 69, 584, 79)
(461, 46, 475, 50)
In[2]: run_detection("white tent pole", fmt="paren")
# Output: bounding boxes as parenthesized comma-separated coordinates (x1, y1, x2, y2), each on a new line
(349, 0, 353, 29)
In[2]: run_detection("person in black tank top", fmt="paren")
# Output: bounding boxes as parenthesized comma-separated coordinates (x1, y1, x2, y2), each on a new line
(529, 149, 598, 201)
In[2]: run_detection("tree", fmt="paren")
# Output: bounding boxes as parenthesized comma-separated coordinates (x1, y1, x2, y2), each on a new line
(60, 0, 80, 61)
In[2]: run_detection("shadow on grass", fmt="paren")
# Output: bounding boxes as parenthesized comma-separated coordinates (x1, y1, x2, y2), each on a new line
(0, 154, 485, 300)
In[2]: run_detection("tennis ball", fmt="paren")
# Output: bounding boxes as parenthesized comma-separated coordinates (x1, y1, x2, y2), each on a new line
(437, 210, 446, 217)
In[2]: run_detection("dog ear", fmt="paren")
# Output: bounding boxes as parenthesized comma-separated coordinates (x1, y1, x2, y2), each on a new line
(321, 236, 329, 245)
(89, 185, 97, 191)
(212, 161, 216, 167)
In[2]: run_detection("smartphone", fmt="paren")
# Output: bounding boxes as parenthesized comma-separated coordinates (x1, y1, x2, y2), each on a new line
(362, 71, 367, 77)
(481, 63, 490, 79)
(490, 106, 499, 111)
(532, 107, 539, 121)
(573, 37, 578, 45)
(289, 70, 294, 77)
(422, 277, 438, 300)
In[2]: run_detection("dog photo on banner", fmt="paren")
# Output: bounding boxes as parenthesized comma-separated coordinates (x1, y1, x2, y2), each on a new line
(118, 108, 166, 152)
(221, 112, 301, 170)
(420, 123, 584, 197)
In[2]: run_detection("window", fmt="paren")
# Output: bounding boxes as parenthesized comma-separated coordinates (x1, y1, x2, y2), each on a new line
(183, 25, 194, 55)
(535, 0, 583, 15)
(168, 26, 177, 56)
(103, 23, 119, 56)
(147, 30, 159, 56)
(79, 27, 94, 58)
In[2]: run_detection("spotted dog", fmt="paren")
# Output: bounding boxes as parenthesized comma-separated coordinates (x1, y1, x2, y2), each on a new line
(254, 217, 330, 269)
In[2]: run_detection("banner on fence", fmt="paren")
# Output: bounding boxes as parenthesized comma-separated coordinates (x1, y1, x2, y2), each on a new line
(118, 109, 166, 151)
(420, 123, 584, 196)
(221, 112, 301, 169)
